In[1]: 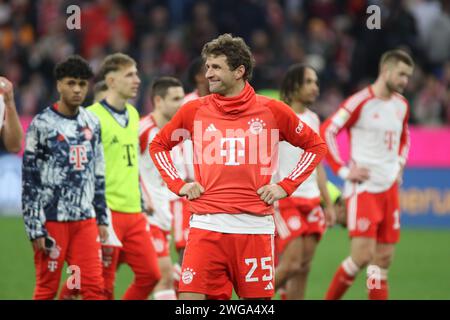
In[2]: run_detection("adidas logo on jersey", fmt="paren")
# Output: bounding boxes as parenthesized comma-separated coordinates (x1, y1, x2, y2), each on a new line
(206, 124, 218, 132)
(110, 135, 119, 144)
(264, 282, 274, 290)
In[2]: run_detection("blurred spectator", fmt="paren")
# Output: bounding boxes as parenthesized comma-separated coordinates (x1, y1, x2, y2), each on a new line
(412, 74, 447, 126)
(0, 0, 449, 140)
(423, 0, 450, 71)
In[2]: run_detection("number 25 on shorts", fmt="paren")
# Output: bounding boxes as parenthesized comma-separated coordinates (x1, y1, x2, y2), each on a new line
(245, 257, 273, 282)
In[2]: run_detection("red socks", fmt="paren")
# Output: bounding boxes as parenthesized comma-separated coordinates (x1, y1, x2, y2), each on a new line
(367, 265, 388, 300)
(325, 257, 359, 300)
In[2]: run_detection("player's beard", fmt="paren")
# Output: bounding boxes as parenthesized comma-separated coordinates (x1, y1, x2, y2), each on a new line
(208, 80, 223, 94)
(386, 79, 404, 94)
(300, 93, 318, 107)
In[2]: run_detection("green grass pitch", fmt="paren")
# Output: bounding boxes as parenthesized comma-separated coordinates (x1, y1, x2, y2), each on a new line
(1, 216, 449, 300)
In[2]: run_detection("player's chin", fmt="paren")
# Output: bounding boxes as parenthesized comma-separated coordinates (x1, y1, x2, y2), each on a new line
(394, 86, 406, 94)
(208, 81, 221, 92)
(69, 97, 83, 106)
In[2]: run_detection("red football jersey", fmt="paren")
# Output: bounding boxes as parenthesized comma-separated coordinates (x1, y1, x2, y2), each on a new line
(150, 82, 327, 216)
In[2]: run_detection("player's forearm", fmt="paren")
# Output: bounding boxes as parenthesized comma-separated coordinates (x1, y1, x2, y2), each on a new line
(22, 188, 46, 241)
(23, 213, 47, 241)
(278, 141, 328, 195)
(94, 177, 108, 226)
(2, 102, 23, 153)
(150, 137, 186, 195)
(320, 120, 347, 177)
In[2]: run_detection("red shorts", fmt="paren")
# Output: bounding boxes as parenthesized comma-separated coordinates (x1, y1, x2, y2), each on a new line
(34, 218, 104, 300)
(179, 227, 275, 299)
(171, 198, 191, 251)
(274, 197, 325, 255)
(346, 182, 400, 243)
(150, 224, 170, 258)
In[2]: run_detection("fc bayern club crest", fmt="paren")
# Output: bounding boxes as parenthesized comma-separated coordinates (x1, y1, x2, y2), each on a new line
(248, 118, 266, 135)
(181, 267, 196, 284)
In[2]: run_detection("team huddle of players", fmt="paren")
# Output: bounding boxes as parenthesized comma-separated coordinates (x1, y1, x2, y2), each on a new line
(18, 33, 413, 300)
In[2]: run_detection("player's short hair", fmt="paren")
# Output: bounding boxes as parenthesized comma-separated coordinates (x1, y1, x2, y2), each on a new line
(150, 76, 183, 101)
(201, 33, 254, 81)
(98, 53, 136, 80)
(187, 57, 205, 86)
(280, 63, 316, 104)
(379, 49, 414, 71)
(54, 55, 93, 81)
(93, 80, 108, 96)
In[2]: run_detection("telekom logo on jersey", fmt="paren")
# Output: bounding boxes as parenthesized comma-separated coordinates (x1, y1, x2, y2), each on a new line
(69, 145, 88, 170)
(170, 121, 281, 173)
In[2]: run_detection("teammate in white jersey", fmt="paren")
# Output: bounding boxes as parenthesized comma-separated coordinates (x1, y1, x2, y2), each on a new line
(321, 50, 413, 300)
(273, 64, 336, 299)
(0, 76, 23, 153)
(139, 77, 185, 300)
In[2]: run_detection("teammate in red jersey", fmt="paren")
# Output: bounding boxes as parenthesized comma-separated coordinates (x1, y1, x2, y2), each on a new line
(321, 50, 413, 300)
(273, 64, 336, 299)
(139, 77, 185, 299)
(150, 34, 327, 300)
(0, 76, 23, 153)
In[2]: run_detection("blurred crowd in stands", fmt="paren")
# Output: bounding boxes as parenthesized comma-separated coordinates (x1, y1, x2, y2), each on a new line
(1, 0, 450, 128)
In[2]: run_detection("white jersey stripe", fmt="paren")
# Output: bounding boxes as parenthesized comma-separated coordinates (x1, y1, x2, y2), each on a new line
(139, 117, 154, 134)
(162, 151, 180, 179)
(273, 203, 290, 239)
(287, 152, 310, 180)
(325, 125, 345, 166)
(155, 152, 177, 180)
(288, 152, 313, 180)
(348, 185, 357, 231)
(291, 154, 316, 180)
(343, 87, 371, 113)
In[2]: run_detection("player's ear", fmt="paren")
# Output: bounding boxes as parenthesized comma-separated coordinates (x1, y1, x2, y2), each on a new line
(56, 80, 62, 94)
(105, 73, 115, 90)
(154, 96, 162, 108)
(234, 65, 245, 80)
(381, 62, 392, 77)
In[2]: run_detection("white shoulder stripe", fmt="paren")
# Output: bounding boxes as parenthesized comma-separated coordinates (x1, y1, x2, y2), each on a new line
(343, 88, 371, 113)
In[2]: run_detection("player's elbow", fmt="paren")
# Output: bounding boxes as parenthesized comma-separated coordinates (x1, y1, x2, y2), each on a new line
(317, 141, 328, 159)
(2, 129, 23, 153)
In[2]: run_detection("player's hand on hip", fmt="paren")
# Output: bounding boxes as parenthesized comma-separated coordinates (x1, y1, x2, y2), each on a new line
(144, 202, 154, 216)
(324, 205, 337, 227)
(32, 237, 46, 252)
(98, 225, 109, 244)
(179, 182, 205, 200)
(347, 163, 370, 183)
(257, 184, 288, 205)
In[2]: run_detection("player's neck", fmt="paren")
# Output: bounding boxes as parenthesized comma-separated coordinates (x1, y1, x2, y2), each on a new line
(151, 110, 168, 128)
(197, 84, 209, 97)
(290, 101, 306, 114)
(371, 79, 393, 100)
(105, 91, 127, 111)
(57, 100, 79, 117)
(223, 81, 245, 97)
